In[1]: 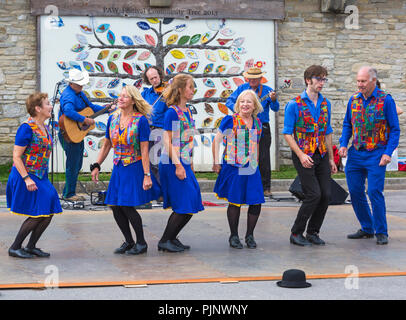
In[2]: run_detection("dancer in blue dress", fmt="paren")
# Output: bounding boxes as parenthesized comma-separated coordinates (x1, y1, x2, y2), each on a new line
(91, 85, 161, 255)
(212, 90, 265, 249)
(158, 74, 204, 252)
(7, 92, 62, 258)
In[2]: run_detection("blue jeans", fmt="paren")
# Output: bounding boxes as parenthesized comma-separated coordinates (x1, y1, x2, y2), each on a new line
(345, 146, 387, 236)
(58, 132, 84, 199)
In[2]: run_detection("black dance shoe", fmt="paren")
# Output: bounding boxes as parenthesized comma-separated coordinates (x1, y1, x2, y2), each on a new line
(376, 234, 388, 245)
(158, 240, 185, 252)
(24, 247, 50, 257)
(305, 233, 326, 246)
(172, 238, 190, 250)
(8, 248, 34, 259)
(290, 233, 312, 246)
(114, 242, 134, 254)
(229, 235, 243, 249)
(245, 235, 257, 249)
(126, 243, 148, 255)
(347, 229, 374, 239)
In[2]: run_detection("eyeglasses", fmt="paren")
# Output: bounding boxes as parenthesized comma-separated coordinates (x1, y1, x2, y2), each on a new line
(312, 77, 329, 83)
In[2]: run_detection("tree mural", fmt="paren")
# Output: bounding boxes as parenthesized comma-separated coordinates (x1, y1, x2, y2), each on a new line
(57, 17, 269, 131)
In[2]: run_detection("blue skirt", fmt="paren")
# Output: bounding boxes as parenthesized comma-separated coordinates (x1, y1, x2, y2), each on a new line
(105, 161, 162, 207)
(159, 160, 204, 214)
(214, 163, 265, 206)
(6, 167, 62, 217)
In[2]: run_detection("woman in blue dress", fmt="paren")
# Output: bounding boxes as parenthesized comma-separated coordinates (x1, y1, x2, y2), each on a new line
(7, 92, 62, 258)
(91, 85, 161, 255)
(212, 90, 265, 249)
(158, 74, 204, 252)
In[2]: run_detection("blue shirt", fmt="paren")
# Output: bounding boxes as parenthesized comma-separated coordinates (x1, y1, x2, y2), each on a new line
(225, 83, 280, 124)
(339, 86, 400, 156)
(283, 90, 333, 136)
(58, 85, 105, 123)
(141, 87, 168, 128)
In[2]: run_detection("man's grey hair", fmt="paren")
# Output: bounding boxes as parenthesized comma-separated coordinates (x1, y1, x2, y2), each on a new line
(368, 67, 378, 81)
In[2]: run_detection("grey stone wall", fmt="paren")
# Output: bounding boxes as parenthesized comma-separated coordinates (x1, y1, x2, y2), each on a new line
(277, 0, 406, 164)
(0, 0, 404, 166)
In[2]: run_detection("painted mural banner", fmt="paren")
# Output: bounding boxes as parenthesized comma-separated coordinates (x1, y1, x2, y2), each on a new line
(40, 16, 276, 172)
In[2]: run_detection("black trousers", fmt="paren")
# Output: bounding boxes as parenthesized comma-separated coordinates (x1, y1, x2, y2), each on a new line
(291, 149, 331, 235)
(259, 123, 272, 191)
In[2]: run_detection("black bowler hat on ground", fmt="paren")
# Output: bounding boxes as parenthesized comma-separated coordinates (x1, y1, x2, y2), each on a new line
(277, 269, 312, 288)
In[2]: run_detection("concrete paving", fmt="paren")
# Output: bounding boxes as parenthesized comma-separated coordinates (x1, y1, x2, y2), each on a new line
(0, 190, 406, 295)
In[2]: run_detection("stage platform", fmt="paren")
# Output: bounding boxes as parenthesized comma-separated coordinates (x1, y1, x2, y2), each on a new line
(1, 191, 406, 289)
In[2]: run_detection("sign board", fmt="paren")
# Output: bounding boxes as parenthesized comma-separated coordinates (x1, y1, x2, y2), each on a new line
(39, 16, 276, 172)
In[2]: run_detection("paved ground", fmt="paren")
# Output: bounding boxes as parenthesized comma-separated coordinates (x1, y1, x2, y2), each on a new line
(1, 191, 406, 300)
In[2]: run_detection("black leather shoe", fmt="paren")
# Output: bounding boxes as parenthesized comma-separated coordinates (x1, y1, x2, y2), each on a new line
(376, 234, 388, 245)
(24, 247, 50, 257)
(114, 242, 134, 254)
(158, 240, 185, 252)
(172, 238, 190, 250)
(229, 235, 243, 249)
(306, 233, 325, 246)
(8, 248, 34, 259)
(126, 243, 148, 255)
(245, 235, 257, 249)
(290, 233, 312, 246)
(347, 229, 374, 239)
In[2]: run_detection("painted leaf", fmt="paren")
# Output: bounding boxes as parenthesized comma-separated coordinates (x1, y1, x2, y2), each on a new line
(204, 103, 214, 114)
(166, 34, 178, 45)
(76, 51, 89, 61)
(170, 49, 186, 59)
(107, 30, 115, 45)
(79, 25, 92, 34)
(121, 36, 134, 46)
(69, 61, 82, 70)
(163, 18, 174, 24)
(56, 61, 69, 70)
(220, 28, 235, 37)
(205, 50, 216, 62)
(216, 38, 232, 46)
(138, 51, 151, 61)
(145, 34, 156, 47)
(188, 62, 199, 73)
(233, 77, 244, 87)
(218, 50, 230, 61)
(83, 61, 95, 72)
(166, 63, 176, 75)
(94, 61, 105, 72)
(220, 90, 233, 98)
(231, 51, 241, 64)
(189, 34, 201, 45)
(133, 35, 145, 45)
(202, 117, 213, 128)
(107, 78, 120, 89)
(147, 18, 159, 24)
(177, 35, 190, 45)
(71, 44, 85, 52)
(108, 61, 119, 73)
(232, 37, 245, 47)
(204, 63, 214, 74)
(123, 62, 133, 75)
(176, 61, 188, 73)
(137, 21, 151, 30)
(203, 78, 215, 88)
(186, 49, 198, 59)
(96, 24, 110, 33)
(201, 32, 211, 44)
(174, 24, 187, 32)
(218, 103, 229, 115)
(221, 78, 231, 89)
(214, 117, 224, 128)
(124, 50, 137, 60)
(216, 65, 226, 73)
(92, 90, 107, 99)
(95, 78, 108, 88)
(134, 79, 143, 89)
(76, 34, 88, 45)
(108, 91, 119, 99)
(97, 50, 109, 60)
(109, 50, 121, 61)
(227, 66, 240, 74)
(204, 89, 216, 98)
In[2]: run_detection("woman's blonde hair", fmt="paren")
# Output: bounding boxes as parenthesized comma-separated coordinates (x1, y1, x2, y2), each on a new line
(124, 85, 152, 117)
(26, 92, 48, 117)
(163, 74, 194, 106)
(234, 90, 263, 117)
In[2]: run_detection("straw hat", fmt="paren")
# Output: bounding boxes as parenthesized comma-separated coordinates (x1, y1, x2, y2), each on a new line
(242, 67, 266, 79)
(66, 69, 90, 86)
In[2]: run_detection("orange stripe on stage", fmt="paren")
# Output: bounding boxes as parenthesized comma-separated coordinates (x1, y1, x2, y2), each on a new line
(2, 272, 406, 289)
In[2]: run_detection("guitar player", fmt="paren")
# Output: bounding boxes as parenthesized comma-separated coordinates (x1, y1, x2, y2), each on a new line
(225, 67, 280, 198)
(58, 69, 112, 202)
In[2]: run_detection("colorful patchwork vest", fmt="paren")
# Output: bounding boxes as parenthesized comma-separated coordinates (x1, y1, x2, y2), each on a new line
(109, 111, 143, 166)
(170, 105, 196, 163)
(350, 89, 389, 151)
(223, 114, 262, 168)
(21, 117, 52, 179)
(294, 96, 328, 157)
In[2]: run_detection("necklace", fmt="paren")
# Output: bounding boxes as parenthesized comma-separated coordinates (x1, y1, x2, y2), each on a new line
(120, 115, 132, 129)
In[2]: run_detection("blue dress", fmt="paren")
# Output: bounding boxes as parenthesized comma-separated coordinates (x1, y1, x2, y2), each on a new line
(104, 114, 161, 207)
(159, 107, 204, 214)
(213, 115, 265, 206)
(6, 123, 62, 217)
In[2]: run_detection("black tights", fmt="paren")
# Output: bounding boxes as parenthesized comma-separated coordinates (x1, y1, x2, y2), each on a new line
(160, 212, 192, 242)
(227, 204, 261, 238)
(111, 206, 146, 245)
(10, 216, 53, 250)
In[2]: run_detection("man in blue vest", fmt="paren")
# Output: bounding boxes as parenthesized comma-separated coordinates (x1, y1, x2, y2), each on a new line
(339, 66, 400, 245)
(226, 67, 279, 197)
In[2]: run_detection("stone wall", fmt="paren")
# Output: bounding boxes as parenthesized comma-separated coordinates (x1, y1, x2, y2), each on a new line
(0, 0, 404, 166)
(277, 0, 406, 164)
(0, 0, 36, 164)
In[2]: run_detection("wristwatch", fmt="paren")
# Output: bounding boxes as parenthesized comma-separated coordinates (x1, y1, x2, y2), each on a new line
(90, 162, 101, 171)
(144, 172, 151, 177)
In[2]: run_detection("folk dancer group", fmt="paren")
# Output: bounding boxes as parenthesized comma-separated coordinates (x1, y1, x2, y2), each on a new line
(6, 64, 401, 258)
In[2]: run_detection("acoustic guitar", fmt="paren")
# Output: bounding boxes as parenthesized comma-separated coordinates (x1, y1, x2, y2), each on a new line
(59, 100, 116, 143)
